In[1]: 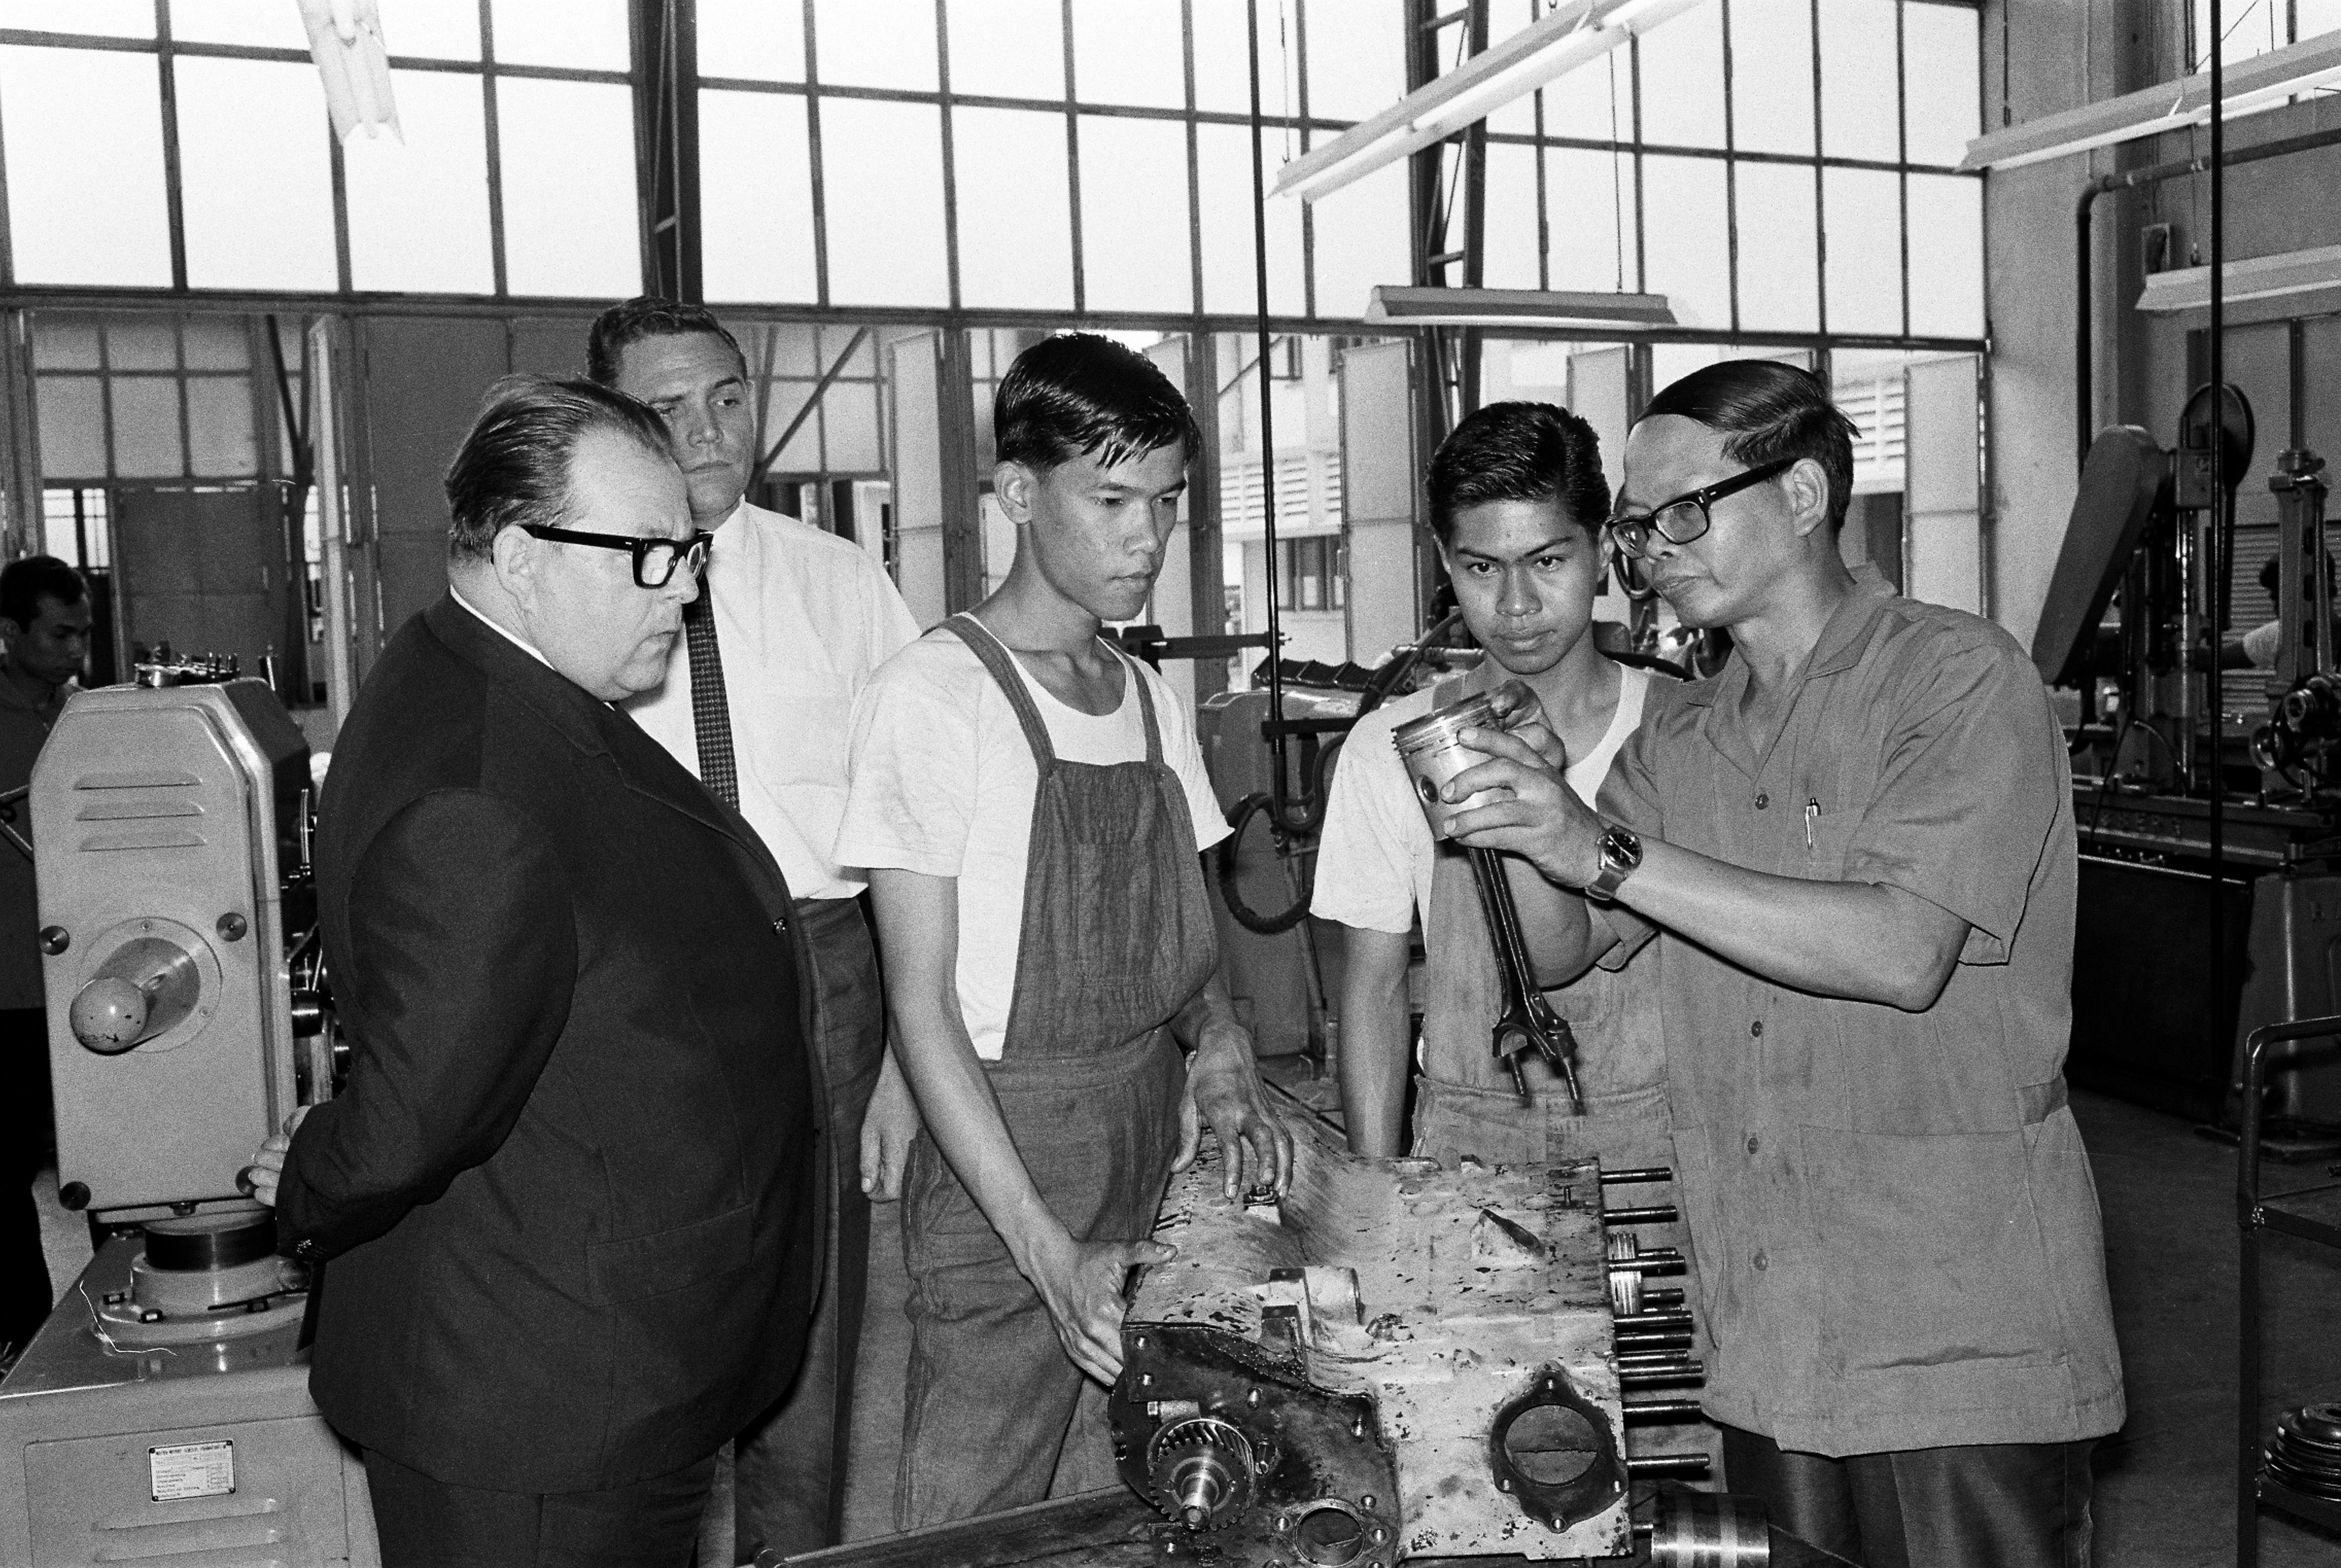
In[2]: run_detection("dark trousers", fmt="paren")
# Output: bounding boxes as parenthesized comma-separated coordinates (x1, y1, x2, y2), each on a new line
(1720, 1424, 2096, 1568)
(2, 1006, 53, 1362)
(731, 896, 884, 1559)
(364, 1449, 716, 1568)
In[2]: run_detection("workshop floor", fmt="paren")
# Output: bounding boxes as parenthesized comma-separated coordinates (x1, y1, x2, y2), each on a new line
(27, 1085, 2341, 1565)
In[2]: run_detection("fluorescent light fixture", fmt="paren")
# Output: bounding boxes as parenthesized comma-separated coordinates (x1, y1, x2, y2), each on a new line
(2135, 242, 2341, 314)
(1364, 285, 1678, 329)
(1961, 29, 2341, 171)
(1274, 0, 1702, 204)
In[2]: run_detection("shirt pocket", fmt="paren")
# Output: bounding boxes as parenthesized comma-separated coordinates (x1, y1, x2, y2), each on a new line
(1805, 1126, 2060, 1377)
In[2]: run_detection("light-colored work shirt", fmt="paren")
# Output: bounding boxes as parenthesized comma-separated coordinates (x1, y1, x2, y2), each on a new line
(621, 499, 919, 903)
(1595, 566, 2124, 1455)
(835, 629, 1228, 1061)
(1312, 661, 1653, 934)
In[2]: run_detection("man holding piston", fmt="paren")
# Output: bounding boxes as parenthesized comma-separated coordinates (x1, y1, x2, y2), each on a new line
(1438, 361, 2121, 1567)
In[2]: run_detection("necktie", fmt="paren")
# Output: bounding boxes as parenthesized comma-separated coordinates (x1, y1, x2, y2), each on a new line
(683, 590, 740, 807)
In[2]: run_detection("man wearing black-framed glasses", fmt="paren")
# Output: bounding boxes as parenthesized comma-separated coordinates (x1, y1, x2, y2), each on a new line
(1439, 360, 2122, 1567)
(246, 376, 822, 1568)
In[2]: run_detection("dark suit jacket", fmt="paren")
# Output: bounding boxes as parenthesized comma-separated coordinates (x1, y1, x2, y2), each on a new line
(278, 594, 823, 1493)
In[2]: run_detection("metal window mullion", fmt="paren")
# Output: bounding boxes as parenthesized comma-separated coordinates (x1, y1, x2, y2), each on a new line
(173, 314, 193, 480)
(1062, 0, 1084, 314)
(1293, 0, 1314, 321)
(479, 0, 508, 298)
(155, 0, 188, 290)
(1185, 0, 1205, 321)
(1807, 0, 1825, 339)
(1897, 0, 1911, 339)
(328, 103, 353, 293)
(97, 315, 116, 484)
(1532, 0, 1549, 294)
(803, 0, 829, 307)
(1718, 0, 1738, 330)
(935, 0, 962, 313)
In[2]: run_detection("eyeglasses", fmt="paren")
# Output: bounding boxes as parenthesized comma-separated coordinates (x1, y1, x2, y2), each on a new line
(1607, 458, 1796, 559)
(520, 524, 714, 587)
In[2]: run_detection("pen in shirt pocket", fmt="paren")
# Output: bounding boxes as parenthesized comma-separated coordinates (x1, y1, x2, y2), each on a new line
(1804, 797, 1819, 851)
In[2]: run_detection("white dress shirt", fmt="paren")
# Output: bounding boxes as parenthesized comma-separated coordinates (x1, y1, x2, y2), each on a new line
(621, 499, 921, 902)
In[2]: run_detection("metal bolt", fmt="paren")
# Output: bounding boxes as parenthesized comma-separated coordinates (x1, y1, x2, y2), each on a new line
(217, 912, 248, 942)
(1247, 1388, 1261, 1407)
(1497, 1478, 1511, 1492)
(1361, 1495, 1375, 1509)
(37, 926, 67, 955)
(1135, 1335, 1147, 1348)
(1139, 1374, 1152, 1387)
(1372, 1528, 1387, 1542)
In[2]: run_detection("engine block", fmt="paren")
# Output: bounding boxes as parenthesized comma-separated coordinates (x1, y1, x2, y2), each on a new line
(1114, 1109, 1633, 1564)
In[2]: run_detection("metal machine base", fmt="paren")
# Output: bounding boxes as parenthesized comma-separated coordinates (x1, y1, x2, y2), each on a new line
(0, 1235, 378, 1567)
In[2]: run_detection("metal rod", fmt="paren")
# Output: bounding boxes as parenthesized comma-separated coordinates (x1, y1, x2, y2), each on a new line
(1245, 0, 1291, 828)
(2209, 0, 2227, 1226)
(1599, 1165, 1674, 1185)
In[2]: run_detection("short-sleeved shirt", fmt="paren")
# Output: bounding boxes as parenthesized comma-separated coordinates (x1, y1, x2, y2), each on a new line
(1312, 661, 1653, 936)
(835, 629, 1228, 1061)
(620, 499, 920, 902)
(1595, 568, 2124, 1455)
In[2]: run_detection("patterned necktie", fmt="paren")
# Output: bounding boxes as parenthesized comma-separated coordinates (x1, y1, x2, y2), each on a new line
(682, 591, 739, 807)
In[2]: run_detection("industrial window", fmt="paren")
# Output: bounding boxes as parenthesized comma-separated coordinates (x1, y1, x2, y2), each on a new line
(1278, 535, 1344, 613)
(0, 0, 1982, 352)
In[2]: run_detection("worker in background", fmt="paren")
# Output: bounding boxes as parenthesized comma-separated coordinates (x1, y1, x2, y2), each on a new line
(2222, 552, 2336, 670)
(246, 377, 823, 1568)
(586, 297, 917, 1559)
(1443, 361, 2123, 1566)
(0, 556, 89, 1370)
(836, 333, 1292, 1528)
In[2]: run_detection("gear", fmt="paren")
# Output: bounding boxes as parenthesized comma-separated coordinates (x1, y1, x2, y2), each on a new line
(1147, 1415, 1255, 1532)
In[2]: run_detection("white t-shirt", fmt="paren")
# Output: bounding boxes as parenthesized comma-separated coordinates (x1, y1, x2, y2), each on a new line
(1311, 662, 1653, 935)
(835, 628, 1230, 1060)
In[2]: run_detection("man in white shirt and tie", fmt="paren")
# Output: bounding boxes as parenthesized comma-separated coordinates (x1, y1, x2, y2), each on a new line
(589, 298, 919, 1559)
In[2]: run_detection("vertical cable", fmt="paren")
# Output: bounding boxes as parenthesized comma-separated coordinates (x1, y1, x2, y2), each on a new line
(2208, 0, 2227, 1163)
(1246, 0, 1290, 823)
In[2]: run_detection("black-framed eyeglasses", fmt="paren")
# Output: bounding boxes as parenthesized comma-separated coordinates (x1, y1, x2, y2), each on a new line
(520, 525, 714, 587)
(1607, 458, 1796, 559)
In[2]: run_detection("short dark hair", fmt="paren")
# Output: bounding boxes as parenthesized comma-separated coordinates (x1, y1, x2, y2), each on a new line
(444, 376, 676, 563)
(1424, 401, 1611, 544)
(585, 295, 747, 387)
(0, 555, 86, 627)
(994, 333, 1199, 473)
(1640, 360, 1859, 531)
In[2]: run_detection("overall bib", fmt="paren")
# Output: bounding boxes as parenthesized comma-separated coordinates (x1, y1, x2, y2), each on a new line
(1409, 673, 1719, 1480)
(895, 615, 1220, 1529)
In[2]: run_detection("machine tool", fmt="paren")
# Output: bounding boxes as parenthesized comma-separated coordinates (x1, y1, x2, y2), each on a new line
(1110, 1108, 1705, 1565)
(2039, 386, 2341, 1137)
(0, 678, 377, 1567)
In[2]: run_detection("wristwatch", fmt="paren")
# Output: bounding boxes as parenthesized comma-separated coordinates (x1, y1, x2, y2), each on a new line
(1581, 824, 1643, 904)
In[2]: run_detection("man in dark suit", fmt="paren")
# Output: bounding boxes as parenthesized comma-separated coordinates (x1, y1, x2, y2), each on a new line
(246, 375, 823, 1567)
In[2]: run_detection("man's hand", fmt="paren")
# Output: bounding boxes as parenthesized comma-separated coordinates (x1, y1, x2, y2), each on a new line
(1446, 725, 1605, 889)
(1482, 679, 1568, 772)
(241, 1105, 314, 1208)
(860, 1051, 922, 1202)
(1181, 1024, 1294, 1200)
(1026, 1230, 1175, 1383)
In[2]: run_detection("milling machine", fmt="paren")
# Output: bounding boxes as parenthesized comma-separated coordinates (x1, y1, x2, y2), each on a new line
(0, 678, 377, 1567)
